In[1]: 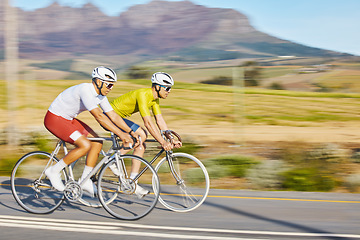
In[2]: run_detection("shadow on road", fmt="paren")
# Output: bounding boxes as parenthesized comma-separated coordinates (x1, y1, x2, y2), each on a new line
(0, 178, 28, 213)
(0, 178, 11, 191)
(203, 200, 347, 240)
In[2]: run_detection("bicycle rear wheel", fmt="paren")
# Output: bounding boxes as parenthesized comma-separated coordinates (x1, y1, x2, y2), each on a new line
(11, 151, 66, 214)
(97, 155, 160, 220)
(155, 152, 210, 212)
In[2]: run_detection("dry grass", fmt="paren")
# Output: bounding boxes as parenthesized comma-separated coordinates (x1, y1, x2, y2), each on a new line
(1, 78, 360, 145)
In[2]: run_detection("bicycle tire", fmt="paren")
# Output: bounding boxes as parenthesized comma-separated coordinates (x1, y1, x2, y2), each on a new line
(11, 151, 67, 214)
(154, 152, 210, 212)
(97, 155, 160, 220)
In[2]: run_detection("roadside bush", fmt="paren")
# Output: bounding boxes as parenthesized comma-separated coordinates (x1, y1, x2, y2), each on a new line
(344, 173, 360, 192)
(307, 143, 348, 164)
(30, 132, 53, 153)
(0, 132, 54, 176)
(173, 142, 203, 155)
(273, 141, 311, 165)
(281, 167, 337, 191)
(205, 155, 260, 179)
(0, 155, 18, 176)
(246, 160, 288, 190)
(184, 168, 207, 184)
(271, 142, 354, 192)
(351, 150, 360, 163)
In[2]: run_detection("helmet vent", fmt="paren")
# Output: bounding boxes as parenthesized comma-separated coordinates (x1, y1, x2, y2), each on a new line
(105, 74, 114, 80)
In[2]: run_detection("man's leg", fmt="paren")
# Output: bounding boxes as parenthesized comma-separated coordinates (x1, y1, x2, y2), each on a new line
(84, 140, 103, 167)
(131, 127, 147, 174)
(46, 136, 91, 191)
(63, 136, 92, 165)
(78, 133, 103, 197)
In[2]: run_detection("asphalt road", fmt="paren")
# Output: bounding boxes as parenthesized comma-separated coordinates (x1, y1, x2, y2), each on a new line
(1, 176, 360, 240)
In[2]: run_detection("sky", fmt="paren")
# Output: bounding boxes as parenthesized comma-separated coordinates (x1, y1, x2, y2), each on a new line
(12, 0, 360, 56)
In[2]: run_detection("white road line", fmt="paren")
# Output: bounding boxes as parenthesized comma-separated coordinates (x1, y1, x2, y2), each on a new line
(0, 219, 259, 240)
(0, 219, 118, 230)
(0, 215, 359, 239)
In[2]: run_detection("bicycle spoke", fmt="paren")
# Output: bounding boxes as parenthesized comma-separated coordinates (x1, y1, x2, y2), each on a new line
(98, 155, 159, 220)
(155, 152, 210, 212)
(11, 151, 66, 214)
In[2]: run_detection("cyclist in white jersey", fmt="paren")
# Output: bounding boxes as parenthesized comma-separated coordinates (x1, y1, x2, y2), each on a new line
(44, 66, 138, 196)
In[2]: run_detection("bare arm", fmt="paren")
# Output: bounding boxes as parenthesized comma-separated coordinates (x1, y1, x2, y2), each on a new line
(90, 108, 133, 145)
(105, 110, 139, 140)
(143, 114, 182, 150)
(143, 115, 164, 143)
(154, 114, 168, 131)
(143, 115, 172, 151)
(105, 110, 132, 132)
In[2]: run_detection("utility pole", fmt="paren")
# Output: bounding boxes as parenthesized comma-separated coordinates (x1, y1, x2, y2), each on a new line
(231, 66, 245, 147)
(4, 0, 19, 146)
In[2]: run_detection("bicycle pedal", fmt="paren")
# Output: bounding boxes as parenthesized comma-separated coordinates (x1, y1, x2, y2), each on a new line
(90, 175, 98, 182)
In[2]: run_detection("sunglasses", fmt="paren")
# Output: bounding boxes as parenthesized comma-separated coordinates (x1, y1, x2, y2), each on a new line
(100, 80, 114, 89)
(159, 85, 171, 92)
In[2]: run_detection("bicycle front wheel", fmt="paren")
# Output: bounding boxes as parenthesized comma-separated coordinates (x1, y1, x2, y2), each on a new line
(97, 155, 160, 220)
(155, 152, 210, 212)
(11, 151, 66, 214)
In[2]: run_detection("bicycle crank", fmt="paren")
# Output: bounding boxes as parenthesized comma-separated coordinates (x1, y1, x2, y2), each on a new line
(64, 181, 83, 202)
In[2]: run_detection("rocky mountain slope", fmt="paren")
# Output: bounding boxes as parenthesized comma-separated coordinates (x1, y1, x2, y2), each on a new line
(0, 0, 351, 62)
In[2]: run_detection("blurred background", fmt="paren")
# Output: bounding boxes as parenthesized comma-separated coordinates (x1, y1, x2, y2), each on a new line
(1, 0, 360, 192)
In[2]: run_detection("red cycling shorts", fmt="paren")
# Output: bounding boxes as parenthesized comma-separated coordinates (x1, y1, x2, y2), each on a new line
(44, 111, 93, 144)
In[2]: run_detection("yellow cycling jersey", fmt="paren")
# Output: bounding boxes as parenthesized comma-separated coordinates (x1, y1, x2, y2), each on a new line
(111, 88, 161, 118)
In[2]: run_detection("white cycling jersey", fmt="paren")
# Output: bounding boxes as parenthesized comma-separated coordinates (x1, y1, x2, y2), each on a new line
(48, 83, 113, 120)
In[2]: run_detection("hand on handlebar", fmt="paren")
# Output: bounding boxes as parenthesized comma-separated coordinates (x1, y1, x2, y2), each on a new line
(173, 139, 182, 149)
(161, 141, 173, 151)
(161, 130, 182, 151)
(120, 133, 134, 149)
(129, 131, 141, 149)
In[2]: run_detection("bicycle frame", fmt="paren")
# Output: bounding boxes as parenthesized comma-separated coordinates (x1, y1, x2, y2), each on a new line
(47, 133, 123, 189)
(48, 132, 183, 194)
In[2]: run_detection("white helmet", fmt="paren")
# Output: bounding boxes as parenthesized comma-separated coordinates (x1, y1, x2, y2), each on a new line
(151, 72, 174, 87)
(92, 66, 117, 82)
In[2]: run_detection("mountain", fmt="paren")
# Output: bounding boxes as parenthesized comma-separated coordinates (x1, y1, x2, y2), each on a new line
(0, 0, 352, 64)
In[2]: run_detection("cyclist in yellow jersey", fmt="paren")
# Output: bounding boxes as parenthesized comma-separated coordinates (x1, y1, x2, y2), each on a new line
(110, 72, 182, 195)
(111, 88, 162, 119)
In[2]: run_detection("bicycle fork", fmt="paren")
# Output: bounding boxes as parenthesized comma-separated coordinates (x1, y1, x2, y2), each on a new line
(112, 153, 137, 193)
(166, 152, 184, 185)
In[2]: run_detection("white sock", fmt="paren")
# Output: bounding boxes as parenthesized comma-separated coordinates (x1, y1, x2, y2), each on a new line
(81, 165, 94, 180)
(52, 159, 67, 174)
(130, 172, 138, 183)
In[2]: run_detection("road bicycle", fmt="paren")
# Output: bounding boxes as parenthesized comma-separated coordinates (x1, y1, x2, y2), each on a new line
(11, 132, 160, 220)
(11, 130, 210, 218)
(146, 130, 210, 212)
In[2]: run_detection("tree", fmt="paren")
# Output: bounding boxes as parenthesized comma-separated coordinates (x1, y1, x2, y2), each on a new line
(241, 61, 262, 87)
(269, 82, 285, 90)
(201, 76, 232, 86)
(126, 66, 150, 79)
